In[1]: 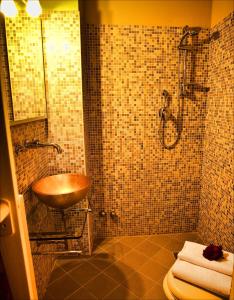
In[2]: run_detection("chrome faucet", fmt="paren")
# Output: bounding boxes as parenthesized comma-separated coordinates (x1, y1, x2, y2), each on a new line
(24, 140, 63, 154)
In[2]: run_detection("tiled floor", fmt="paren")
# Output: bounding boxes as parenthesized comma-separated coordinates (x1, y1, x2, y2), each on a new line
(44, 232, 202, 300)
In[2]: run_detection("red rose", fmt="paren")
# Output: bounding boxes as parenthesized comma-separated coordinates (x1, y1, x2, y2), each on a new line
(203, 244, 223, 261)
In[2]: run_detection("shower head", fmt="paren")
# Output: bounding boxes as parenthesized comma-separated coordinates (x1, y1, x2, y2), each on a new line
(189, 30, 198, 36)
(183, 26, 201, 36)
(178, 31, 192, 49)
(179, 26, 201, 49)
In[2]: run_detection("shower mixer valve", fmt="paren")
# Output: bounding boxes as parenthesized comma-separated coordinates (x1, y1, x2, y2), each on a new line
(110, 210, 118, 220)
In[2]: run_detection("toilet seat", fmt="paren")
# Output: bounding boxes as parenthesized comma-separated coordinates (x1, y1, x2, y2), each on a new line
(163, 269, 224, 300)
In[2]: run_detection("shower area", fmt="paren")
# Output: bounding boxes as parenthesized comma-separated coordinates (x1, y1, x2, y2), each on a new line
(83, 23, 210, 239)
(0, 1, 233, 298)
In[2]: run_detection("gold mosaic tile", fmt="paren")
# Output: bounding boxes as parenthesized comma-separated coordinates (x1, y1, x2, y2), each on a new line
(82, 24, 210, 238)
(5, 12, 46, 121)
(42, 11, 86, 176)
(198, 12, 234, 252)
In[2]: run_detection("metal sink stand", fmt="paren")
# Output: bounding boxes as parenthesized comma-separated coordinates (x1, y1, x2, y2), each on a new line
(30, 207, 92, 256)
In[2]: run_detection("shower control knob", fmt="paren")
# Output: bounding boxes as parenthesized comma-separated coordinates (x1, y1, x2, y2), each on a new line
(99, 210, 107, 217)
(110, 211, 118, 219)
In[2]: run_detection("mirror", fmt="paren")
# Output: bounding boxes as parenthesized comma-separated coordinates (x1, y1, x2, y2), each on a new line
(5, 11, 47, 122)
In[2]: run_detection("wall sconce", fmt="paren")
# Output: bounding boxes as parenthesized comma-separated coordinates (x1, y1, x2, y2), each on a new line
(26, 0, 42, 17)
(0, 0, 18, 17)
(0, 0, 42, 18)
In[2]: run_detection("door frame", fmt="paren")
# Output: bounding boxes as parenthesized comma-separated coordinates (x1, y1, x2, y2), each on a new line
(0, 19, 38, 300)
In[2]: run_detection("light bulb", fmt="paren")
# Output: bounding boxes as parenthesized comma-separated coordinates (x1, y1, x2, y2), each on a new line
(0, 0, 18, 17)
(26, 0, 42, 17)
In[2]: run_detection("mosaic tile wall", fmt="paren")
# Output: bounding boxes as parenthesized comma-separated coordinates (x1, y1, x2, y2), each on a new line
(0, 18, 13, 121)
(42, 11, 86, 176)
(42, 11, 90, 254)
(198, 13, 234, 252)
(5, 12, 46, 121)
(82, 24, 210, 238)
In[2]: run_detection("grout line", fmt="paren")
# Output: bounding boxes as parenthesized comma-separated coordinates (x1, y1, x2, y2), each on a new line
(151, 257, 175, 270)
(47, 256, 90, 287)
(44, 290, 56, 300)
(101, 283, 122, 300)
(46, 266, 68, 287)
(65, 261, 120, 296)
(64, 261, 125, 300)
(103, 282, 140, 300)
(64, 284, 98, 300)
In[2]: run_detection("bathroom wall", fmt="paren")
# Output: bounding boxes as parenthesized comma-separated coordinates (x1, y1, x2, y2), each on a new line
(80, 0, 212, 27)
(42, 10, 90, 254)
(43, 11, 86, 176)
(198, 12, 234, 252)
(82, 23, 210, 238)
(211, 0, 234, 27)
(0, 10, 89, 299)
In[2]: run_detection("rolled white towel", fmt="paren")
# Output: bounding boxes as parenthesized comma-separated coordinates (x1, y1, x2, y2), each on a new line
(178, 241, 234, 276)
(172, 259, 232, 298)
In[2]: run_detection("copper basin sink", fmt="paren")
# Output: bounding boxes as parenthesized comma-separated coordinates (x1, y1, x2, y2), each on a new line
(32, 174, 91, 209)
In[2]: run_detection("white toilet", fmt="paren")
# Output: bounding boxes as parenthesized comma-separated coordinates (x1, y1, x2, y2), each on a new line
(163, 268, 234, 300)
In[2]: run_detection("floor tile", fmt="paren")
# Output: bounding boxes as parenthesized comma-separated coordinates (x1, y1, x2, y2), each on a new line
(142, 283, 167, 300)
(157, 274, 166, 286)
(120, 250, 149, 270)
(66, 287, 97, 300)
(120, 235, 148, 248)
(103, 241, 132, 258)
(68, 262, 100, 286)
(104, 260, 135, 284)
(163, 239, 185, 252)
(166, 233, 185, 241)
(46, 274, 80, 300)
(173, 232, 198, 243)
(139, 260, 168, 283)
(92, 238, 119, 255)
(43, 290, 55, 300)
(104, 284, 139, 300)
(47, 266, 66, 285)
(85, 273, 118, 298)
(88, 253, 116, 271)
(122, 272, 155, 297)
(92, 245, 110, 256)
(56, 258, 85, 273)
(93, 237, 120, 250)
(136, 240, 161, 257)
(147, 235, 171, 247)
(152, 248, 175, 269)
(45, 233, 199, 299)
